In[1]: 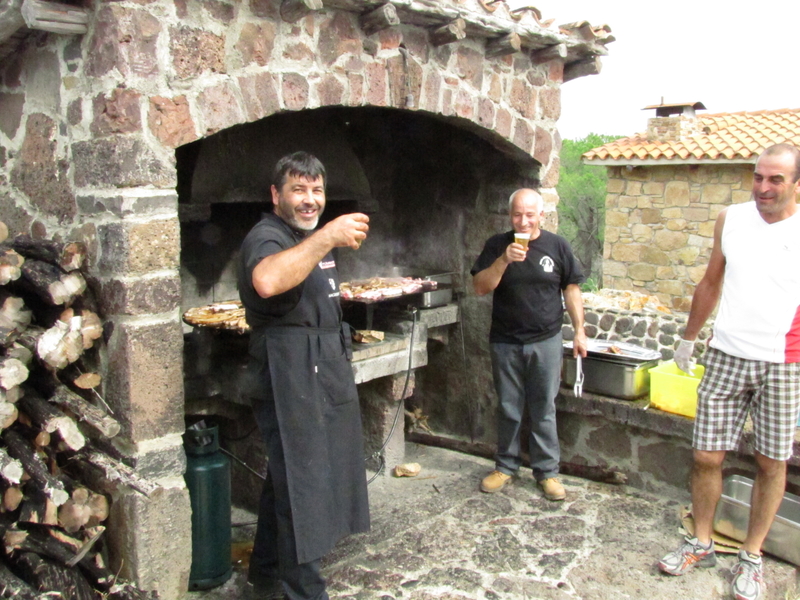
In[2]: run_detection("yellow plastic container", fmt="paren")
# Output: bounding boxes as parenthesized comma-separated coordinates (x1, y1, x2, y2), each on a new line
(649, 360, 705, 418)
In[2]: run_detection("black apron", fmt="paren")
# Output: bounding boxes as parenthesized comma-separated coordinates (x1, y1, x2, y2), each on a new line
(249, 255, 370, 564)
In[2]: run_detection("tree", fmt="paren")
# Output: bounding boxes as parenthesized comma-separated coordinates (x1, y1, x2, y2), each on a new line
(556, 133, 620, 287)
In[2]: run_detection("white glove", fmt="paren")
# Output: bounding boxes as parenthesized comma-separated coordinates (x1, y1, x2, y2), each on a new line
(674, 339, 696, 375)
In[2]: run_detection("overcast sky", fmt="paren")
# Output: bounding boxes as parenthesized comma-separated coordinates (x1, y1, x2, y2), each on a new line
(506, 1, 800, 140)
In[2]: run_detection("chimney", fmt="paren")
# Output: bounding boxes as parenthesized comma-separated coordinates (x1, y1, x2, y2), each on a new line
(643, 100, 706, 142)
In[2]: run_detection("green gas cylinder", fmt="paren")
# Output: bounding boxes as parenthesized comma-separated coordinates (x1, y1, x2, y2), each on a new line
(184, 424, 233, 590)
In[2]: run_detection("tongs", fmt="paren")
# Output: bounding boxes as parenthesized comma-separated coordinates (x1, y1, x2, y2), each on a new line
(573, 354, 584, 398)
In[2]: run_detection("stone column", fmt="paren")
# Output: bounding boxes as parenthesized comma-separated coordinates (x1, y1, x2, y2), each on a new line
(74, 141, 192, 598)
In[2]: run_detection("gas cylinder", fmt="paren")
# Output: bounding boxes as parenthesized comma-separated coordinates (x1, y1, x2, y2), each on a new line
(184, 424, 233, 590)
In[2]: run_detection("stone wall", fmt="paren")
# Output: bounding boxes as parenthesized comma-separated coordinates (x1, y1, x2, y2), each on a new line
(603, 163, 753, 311)
(0, 2, 570, 596)
(563, 306, 712, 362)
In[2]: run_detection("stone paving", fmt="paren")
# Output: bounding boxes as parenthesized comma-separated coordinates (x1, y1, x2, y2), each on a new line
(190, 443, 799, 600)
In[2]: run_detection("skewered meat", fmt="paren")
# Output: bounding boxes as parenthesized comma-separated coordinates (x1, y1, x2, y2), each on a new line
(339, 277, 436, 302)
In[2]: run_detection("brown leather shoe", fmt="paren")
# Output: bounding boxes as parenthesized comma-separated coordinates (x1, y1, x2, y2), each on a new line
(480, 470, 513, 493)
(538, 477, 566, 501)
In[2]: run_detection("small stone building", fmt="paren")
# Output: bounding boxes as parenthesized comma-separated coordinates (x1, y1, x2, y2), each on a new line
(583, 104, 800, 312)
(0, 1, 614, 597)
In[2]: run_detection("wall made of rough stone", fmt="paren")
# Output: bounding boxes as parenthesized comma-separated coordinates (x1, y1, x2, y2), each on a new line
(603, 163, 753, 312)
(0, 2, 569, 597)
(563, 307, 713, 362)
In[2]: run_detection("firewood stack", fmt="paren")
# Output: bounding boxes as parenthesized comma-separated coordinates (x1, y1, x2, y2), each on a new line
(0, 221, 157, 600)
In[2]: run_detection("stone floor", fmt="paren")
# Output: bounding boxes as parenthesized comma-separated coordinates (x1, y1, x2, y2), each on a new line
(188, 442, 799, 600)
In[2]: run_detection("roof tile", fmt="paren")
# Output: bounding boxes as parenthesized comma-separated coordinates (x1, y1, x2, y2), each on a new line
(584, 108, 800, 162)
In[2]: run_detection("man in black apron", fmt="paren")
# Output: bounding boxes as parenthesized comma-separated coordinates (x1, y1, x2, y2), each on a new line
(238, 152, 370, 600)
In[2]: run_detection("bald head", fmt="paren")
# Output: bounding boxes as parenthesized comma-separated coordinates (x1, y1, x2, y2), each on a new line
(508, 188, 544, 239)
(508, 188, 543, 213)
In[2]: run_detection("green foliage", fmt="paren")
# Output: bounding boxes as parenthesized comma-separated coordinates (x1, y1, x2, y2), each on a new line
(557, 133, 620, 283)
(580, 277, 600, 293)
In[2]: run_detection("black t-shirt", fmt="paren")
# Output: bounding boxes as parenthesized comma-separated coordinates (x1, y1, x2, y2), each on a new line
(237, 213, 341, 329)
(471, 229, 584, 344)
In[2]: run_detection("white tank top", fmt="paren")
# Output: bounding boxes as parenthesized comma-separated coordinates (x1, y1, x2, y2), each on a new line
(711, 201, 800, 362)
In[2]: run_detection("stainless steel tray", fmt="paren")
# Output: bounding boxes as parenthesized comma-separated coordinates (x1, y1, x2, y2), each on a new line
(563, 339, 661, 365)
(562, 354, 658, 400)
(713, 475, 800, 566)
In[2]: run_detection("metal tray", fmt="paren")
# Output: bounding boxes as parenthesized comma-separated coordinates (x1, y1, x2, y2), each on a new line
(562, 354, 657, 400)
(564, 339, 661, 365)
(713, 475, 800, 566)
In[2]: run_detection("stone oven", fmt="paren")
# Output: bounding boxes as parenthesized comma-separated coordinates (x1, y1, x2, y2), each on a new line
(0, 1, 613, 597)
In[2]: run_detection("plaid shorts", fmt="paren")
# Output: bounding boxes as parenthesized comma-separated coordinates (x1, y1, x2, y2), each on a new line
(693, 347, 800, 460)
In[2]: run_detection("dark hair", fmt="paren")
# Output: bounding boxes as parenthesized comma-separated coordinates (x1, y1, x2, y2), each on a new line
(761, 143, 800, 183)
(272, 151, 327, 190)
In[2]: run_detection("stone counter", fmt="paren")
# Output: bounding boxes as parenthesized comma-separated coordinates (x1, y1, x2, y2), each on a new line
(556, 387, 800, 497)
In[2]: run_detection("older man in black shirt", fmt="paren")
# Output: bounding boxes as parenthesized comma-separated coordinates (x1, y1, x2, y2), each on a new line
(471, 188, 587, 501)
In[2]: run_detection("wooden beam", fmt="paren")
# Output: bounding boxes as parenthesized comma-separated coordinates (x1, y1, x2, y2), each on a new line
(530, 42, 566, 65)
(280, 0, 324, 24)
(563, 56, 602, 82)
(21, 0, 89, 35)
(485, 31, 520, 58)
(430, 18, 465, 47)
(359, 3, 399, 36)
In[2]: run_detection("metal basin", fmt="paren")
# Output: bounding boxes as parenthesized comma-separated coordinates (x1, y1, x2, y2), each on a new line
(562, 340, 661, 400)
(713, 475, 800, 566)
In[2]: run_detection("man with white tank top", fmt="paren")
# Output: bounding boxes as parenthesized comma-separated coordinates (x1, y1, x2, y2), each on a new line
(657, 143, 800, 600)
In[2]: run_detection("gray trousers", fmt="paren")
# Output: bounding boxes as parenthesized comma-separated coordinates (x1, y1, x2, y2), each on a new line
(490, 333, 562, 481)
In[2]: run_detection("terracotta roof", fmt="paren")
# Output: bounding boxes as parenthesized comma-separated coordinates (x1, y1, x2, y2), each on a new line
(583, 108, 800, 164)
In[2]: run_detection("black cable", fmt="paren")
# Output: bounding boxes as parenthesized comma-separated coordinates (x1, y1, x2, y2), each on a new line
(366, 307, 418, 484)
(220, 447, 266, 481)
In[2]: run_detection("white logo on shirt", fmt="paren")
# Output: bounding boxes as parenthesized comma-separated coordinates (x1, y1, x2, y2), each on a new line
(540, 256, 554, 273)
(320, 260, 336, 269)
(329, 278, 336, 290)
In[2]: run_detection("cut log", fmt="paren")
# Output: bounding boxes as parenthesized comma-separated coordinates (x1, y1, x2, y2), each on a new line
(0, 402, 18, 431)
(485, 32, 521, 58)
(430, 18, 466, 46)
(69, 452, 157, 497)
(11, 551, 95, 600)
(73, 373, 101, 390)
(79, 311, 101, 349)
(280, 0, 322, 23)
(0, 559, 43, 600)
(49, 385, 120, 439)
(0, 386, 23, 404)
(0, 249, 24, 285)
(0, 294, 32, 346)
(359, 3, 399, 36)
(2, 429, 69, 505)
(4, 524, 115, 589)
(18, 480, 58, 526)
(7, 234, 85, 272)
(66, 525, 104, 567)
(5, 342, 33, 366)
(36, 317, 84, 370)
(0, 358, 29, 391)
(3, 484, 24, 512)
(20, 260, 86, 306)
(13, 421, 51, 450)
(85, 492, 109, 527)
(13, 325, 45, 354)
(0, 447, 23, 485)
(58, 488, 92, 533)
(17, 391, 85, 451)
